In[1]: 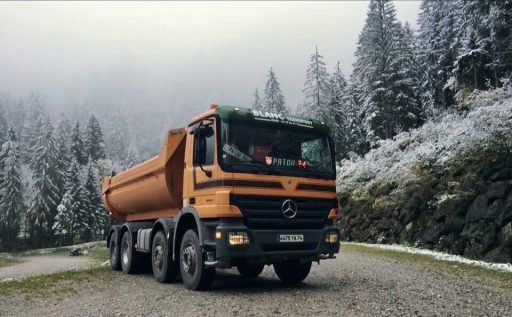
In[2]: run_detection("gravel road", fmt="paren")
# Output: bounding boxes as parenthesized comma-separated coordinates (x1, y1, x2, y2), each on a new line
(2, 246, 511, 317)
(0, 254, 95, 280)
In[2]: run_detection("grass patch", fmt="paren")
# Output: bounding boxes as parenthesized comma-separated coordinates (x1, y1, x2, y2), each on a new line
(0, 257, 24, 268)
(0, 266, 112, 298)
(87, 245, 109, 262)
(342, 243, 512, 290)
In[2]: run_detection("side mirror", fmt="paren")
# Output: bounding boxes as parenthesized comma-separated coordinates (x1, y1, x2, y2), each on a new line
(193, 124, 213, 178)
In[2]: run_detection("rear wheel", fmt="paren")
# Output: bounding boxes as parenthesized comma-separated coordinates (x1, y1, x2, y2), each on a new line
(179, 229, 215, 290)
(236, 263, 265, 278)
(109, 232, 121, 271)
(273, 260, 312, 284)
(152, 230, 178, 283)
(120, 231, 140, 274)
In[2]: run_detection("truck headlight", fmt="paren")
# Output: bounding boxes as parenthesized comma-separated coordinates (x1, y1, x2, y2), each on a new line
(228, 231, 250, 246)
(325, 231, 339, 244)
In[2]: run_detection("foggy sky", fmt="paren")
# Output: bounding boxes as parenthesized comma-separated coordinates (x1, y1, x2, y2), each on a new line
(0, 1, 420, 117)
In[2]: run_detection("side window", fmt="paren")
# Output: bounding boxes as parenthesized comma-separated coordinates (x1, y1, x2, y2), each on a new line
(193, 122, 215, 166)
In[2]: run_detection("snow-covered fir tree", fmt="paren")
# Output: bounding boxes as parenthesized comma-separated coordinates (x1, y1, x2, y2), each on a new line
(55, 115, 73, 193)
(454, 27, 492, 91)
(53, 159, 88, 243)
(84, 115, 106, 162)
(328, 62, 350, 159)
(300, 46, 331, 121)
(252, 88, 262, 109)
(105, 110, 131, 166)
(28, 118, 62, 242)
(83, 159, 108, 240)
(24, 100, 45, 164)
(0, 127, 23, 243)
(352, 0, 421, 145)
(263, 67, 286, 113)
(70, 121, 87, 165)
(417, 0, 461, 113)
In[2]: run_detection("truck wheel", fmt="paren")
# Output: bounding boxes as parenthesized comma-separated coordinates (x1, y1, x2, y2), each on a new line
(236, 263, 265, 278)
(120, 231, 139, 274)
(109, 233, 121, 271)
(273, 260, 312, 284)
(179, 229, 215, 290)
(152, 230, 178, 283)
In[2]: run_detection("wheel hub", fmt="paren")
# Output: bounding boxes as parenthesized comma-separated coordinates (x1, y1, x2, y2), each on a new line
(153, 244, 163, 269)
(182, 244, 196, 274)
(122, 240, 129, 265)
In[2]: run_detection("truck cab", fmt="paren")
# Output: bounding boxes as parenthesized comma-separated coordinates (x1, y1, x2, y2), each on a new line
(103, 105, 340, 290)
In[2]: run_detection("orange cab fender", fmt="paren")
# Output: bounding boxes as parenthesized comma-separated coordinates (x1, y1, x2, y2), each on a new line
(172, 207, 205, 261)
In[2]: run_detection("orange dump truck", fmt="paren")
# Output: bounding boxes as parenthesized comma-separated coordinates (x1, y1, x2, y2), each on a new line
(102, 105, 340, 290)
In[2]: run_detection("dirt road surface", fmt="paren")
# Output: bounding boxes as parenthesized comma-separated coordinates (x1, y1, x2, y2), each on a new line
(0, 254, 95, 280)
(1, 246, 511, 317)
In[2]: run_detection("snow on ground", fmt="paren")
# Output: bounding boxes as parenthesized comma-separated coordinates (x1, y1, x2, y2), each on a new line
(345, 242, 512, 273)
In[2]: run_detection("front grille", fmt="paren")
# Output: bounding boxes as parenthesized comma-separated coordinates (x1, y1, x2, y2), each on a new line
(231, 195, 335, 230)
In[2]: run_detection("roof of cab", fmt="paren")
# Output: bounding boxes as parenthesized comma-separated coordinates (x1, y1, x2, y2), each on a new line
(218, 106, 330, 133)
(189, 105, 331, 134)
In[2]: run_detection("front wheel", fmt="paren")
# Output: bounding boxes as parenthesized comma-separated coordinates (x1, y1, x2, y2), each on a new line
(273, 260, 312, 284)
(179, 229, 215, 290)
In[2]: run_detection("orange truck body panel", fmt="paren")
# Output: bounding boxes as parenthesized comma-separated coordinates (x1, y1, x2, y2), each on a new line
(101, 128, 186, 222)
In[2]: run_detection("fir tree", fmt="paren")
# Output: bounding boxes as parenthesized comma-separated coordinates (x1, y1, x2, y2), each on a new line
(83, 159, 107, 240)
(0, 127, 23, 243)
(252, 88, 262, 109)
(263, 67, 286, 113)
(454, 27, 492, 90)
(300, 46, 331, 121)
(417, 0, 461, 112)
(328, 62, 349, 159)
(55, 115, 73, 193)
(24, 101, 45, 164)
(53, 159, 88, 243)
(352, 0, 421, 145)
(84, 115, 106, 163)
(70, 121, 86, 165)
(28, 118, 61, 243)
(105, 110, 130, 165)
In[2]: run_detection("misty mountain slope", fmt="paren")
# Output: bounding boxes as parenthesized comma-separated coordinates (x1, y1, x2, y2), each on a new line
(337, 86, 512, 263)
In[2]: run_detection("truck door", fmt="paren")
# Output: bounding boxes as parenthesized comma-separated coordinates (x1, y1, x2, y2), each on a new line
(186, 117, 221, 216)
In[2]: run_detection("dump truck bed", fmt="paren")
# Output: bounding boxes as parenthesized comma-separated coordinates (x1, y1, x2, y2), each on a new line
(101, 128, 187, 222)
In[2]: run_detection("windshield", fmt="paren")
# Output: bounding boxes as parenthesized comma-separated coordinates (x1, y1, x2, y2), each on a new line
(220, 119, 335, 178)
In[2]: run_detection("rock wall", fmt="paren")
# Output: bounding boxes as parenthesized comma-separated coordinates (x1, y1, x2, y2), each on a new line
(338, 143, 512, 263)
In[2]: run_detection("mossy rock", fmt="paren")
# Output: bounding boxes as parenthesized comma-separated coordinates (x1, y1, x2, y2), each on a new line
(434, 191, 476, 220)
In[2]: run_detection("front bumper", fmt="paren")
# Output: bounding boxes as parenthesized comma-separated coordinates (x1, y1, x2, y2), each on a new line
(211, 219, 340, 267)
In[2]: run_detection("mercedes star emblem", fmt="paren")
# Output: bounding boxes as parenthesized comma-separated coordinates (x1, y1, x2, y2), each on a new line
(282, 199, 298, 219)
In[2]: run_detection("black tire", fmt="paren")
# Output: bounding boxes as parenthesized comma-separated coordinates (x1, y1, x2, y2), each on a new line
(120, 231, 140, 274)
(273, 261, 312, 284)
(179, 229, 215, 290)
(152, 230, 178, 283)
(109, 232, 121, 271)
(236, 263, 265, 278)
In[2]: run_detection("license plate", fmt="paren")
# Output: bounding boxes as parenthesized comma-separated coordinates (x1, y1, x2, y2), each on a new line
(278, 234, 304, 243)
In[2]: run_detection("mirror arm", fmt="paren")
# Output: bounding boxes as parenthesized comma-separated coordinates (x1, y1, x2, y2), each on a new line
(199, 164, 212, 178)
